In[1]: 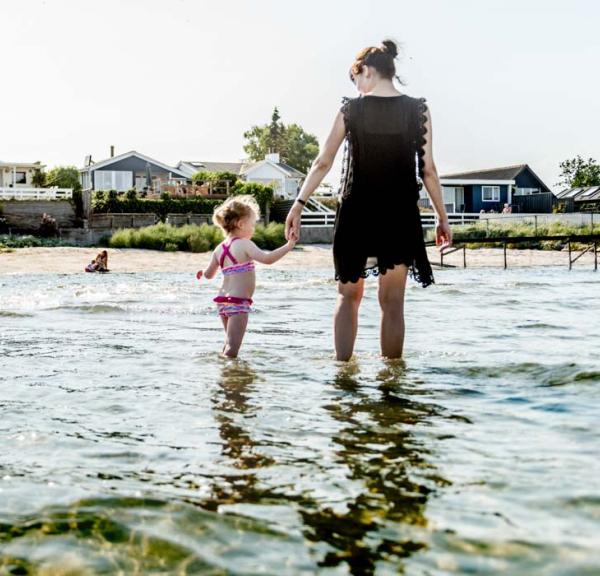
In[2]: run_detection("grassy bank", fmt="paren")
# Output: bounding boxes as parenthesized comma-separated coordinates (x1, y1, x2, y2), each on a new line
(427, 221, 597, 250)
(109, 223, 286, 252)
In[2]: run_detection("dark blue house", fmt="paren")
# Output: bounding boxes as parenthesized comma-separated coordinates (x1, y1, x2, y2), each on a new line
(423, 164, 551, 213)
(80, 150, 188, 192)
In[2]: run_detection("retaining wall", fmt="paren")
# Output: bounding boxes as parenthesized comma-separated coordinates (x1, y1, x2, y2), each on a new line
(300, 226, 334, 244)
(1, 200, 76, 231)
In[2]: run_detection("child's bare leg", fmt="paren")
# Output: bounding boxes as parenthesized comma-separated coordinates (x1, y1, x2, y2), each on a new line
(220, 316, 228, 353)
(223, 314, 249, 358)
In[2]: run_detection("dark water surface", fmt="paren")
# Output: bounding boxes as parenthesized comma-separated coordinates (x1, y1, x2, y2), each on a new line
(1, 267, 599, 574)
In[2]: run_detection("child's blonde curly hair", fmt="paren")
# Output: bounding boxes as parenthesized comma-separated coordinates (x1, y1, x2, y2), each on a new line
(212, 195, 260, 233)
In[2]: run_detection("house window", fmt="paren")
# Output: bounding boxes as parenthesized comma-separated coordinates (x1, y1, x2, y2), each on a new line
(15, 171, 27, 184)
(94, 170, 133, 191)
(482, 186, 500, 202)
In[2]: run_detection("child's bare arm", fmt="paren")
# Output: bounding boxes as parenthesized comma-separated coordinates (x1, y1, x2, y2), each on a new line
(197, 252, 219, 280)
(244, 237, 296, 265)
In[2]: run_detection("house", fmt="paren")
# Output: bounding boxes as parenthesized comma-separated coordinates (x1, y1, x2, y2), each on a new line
(80, 151, 188, 192)
(421, 164, 551, 213)
(555, 186, 600, 211)
(176, 161, 246, 178)
(0, 161, 45, 189)
(241, 153, 305, 200)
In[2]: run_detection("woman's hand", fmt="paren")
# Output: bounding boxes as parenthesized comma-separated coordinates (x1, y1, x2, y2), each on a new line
(435, 220, 452, 249)
(285, 205, 302, 241)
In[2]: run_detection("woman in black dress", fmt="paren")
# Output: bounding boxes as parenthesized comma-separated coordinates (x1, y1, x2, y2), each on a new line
(285, 40, 452, 361)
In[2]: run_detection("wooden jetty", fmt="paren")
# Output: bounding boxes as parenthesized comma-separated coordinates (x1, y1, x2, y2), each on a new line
(427, 234, 600, 270)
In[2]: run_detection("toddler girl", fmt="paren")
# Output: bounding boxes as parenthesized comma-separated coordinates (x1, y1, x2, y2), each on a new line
(197, 195, 297, 358)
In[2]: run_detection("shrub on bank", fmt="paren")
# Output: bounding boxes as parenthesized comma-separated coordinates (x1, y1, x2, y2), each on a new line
(109, 223, 285, 252)
(428, 221, 596, 250)
(92, 192, 222, 217)
(0, 234, 74, 248)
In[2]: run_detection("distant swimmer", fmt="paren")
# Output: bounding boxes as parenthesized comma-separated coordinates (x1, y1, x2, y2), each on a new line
(85, 250, 109, 273)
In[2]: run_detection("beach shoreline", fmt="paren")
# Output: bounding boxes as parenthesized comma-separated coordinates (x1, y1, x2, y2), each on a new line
(0, 245, 596, 274)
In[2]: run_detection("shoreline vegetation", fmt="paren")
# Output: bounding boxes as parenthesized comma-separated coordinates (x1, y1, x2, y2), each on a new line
(1, 220, 597, 254)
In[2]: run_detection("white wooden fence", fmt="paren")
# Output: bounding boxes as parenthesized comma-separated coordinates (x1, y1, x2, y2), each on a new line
(0, 187, 73, 200)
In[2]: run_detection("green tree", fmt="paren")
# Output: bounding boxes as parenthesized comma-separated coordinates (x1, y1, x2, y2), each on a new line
(558, 156, 600, 189)
(243, 108, 319, 174)
(46, 166, 82, 191)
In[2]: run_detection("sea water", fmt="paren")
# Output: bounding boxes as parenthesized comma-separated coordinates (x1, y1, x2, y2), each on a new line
(0, 267, 599, 574)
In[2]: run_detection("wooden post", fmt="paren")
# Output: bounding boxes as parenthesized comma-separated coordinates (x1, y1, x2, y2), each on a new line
(463, 245, 466, 268)
(503, 241, 507, 269)
(595, 241, 598, 271)
(440, 249, 444, 268)
(534, 215, 538, 236)
(568, 239, 572, 270)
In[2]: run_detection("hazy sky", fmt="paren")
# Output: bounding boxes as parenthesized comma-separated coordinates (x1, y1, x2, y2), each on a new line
(2, 0, 598, 189)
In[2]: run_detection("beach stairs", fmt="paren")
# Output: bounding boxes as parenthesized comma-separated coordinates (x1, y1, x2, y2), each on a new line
(270, 198, 336, 227)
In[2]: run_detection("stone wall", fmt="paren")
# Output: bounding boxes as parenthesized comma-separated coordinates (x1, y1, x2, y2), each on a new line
(1, 200, 76, 231)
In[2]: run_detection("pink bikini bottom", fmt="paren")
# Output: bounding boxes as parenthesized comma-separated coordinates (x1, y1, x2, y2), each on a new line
(213, 295, 253, 317)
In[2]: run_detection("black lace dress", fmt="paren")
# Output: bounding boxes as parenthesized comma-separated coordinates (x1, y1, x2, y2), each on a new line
(334, 94, 434, 287)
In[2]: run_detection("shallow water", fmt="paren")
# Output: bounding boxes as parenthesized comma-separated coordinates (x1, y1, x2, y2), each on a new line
(1, 266, 599, 575)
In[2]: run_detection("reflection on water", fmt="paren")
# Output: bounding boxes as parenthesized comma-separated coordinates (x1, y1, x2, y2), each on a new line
(1, 267, 600, 574)
(299, 361, 446, 574)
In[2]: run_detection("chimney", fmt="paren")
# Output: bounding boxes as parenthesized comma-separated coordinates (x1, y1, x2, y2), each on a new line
(265, 152, 280, 164)
(110, 145, 115, 158)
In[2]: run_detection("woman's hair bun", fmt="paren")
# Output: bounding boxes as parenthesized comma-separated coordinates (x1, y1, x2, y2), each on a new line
(381, 39, 398, 58)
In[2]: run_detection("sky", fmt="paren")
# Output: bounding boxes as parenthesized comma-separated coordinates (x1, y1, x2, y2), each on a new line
(1, 0, 599, 190)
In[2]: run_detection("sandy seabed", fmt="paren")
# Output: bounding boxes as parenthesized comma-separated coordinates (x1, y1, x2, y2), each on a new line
(0, 245, 595, 275)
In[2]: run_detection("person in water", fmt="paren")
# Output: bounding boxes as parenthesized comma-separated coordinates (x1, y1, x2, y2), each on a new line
(197, 195, 297, 358)
(285, 39, 452, 360)
(85, 250, 109, 272)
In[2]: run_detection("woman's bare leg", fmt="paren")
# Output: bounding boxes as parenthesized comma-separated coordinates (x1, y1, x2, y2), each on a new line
(378, 265, 409, 359)
(223, 314, 249, 358)
(334, 278, 364, 361)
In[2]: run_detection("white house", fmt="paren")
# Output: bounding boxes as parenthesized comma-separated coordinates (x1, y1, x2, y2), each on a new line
(0, 161, 45, 188)
(242, 153, 305, 200)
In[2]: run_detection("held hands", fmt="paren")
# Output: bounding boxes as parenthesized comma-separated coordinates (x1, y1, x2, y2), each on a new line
(285, 205, 302, 242)
(287, 229, 298, 248)
(435, 220, 453, 249)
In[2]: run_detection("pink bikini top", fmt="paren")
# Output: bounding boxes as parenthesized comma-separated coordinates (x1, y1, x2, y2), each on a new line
(219, 237, 255, 276)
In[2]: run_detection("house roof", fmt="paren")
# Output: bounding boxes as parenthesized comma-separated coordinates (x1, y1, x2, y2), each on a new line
(441, 164, 529, 181)
(82, 151, 188, 177)
(179, 161, 246, 175)
(0, 161, 45, 169)
(556, 186, 600, 201)
(242, 160, 305, 178)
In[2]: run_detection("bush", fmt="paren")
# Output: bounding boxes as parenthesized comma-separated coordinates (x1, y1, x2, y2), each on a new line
(0, 234, 75, 248)
(92, 192, 222, 219)
(230, 182, 274, 214)
(108, 222, 284, 252)
(39, 213, 58, 237)
(125, 188, 137, 201)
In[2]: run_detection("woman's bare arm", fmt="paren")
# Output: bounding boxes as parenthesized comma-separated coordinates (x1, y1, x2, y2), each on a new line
(285, 111, 346, 239)
(421, 108, 452, 247)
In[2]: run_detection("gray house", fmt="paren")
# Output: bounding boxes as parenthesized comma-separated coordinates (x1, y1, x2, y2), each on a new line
(80, 151, 188, 192)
